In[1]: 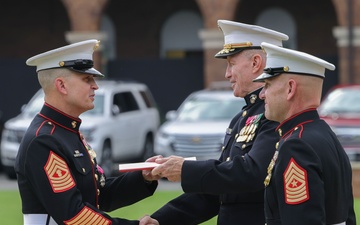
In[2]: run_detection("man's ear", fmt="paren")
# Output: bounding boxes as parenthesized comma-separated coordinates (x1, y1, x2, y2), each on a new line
(55, 78, 67, 94)
(252, 54, 263, 73)
(287, 79, 297, 100)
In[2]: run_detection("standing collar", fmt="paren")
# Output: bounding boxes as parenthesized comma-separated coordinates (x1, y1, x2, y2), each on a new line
(244, 87, 263, 106)
(39, 103, 82, 133)
(276, 108, 319, 137)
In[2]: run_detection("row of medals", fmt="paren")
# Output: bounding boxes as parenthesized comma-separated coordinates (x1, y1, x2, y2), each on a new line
(82, 135, 106, 188)
(233, 113, 280, 187)
(236, 121, 258, 143)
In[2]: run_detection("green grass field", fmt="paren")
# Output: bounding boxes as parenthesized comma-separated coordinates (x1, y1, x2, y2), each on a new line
(0, 190, 217, 224)
(0, 190, 358, 224)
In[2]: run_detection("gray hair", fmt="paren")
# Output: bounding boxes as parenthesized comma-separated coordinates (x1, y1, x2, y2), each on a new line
(37, 68, 70, 93)
(243, 48, 266, 61)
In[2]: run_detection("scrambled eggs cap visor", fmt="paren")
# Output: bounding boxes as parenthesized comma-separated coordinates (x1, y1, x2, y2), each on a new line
(215, 20, 289, 58)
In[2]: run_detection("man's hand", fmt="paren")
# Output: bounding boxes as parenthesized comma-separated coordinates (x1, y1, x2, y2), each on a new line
(151, 156, 185, 182)
(142, 155, 163, 182)
(139, 215, 159, 225)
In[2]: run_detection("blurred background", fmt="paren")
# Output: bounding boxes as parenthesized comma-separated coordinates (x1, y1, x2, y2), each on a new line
(0, 0, 360, 199)
(1, 0, 356, 124)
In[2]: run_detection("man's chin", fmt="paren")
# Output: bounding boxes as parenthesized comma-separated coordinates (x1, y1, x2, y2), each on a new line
(232, 90, 241, 98)
(86, 104, 95, 111)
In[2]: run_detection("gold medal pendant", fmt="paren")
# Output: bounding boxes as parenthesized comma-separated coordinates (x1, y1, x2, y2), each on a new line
(244, 125, 250, 135)
(239, 126, 245, 136)
(251, 123, 258, 134)
(248, 124, 254, 134)
(236, 135, 248, 142)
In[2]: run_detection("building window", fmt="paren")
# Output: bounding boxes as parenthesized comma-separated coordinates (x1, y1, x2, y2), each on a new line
(255, 7, 297, 50)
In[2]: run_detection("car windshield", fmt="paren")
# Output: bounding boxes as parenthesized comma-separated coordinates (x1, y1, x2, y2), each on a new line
(319, 88, 360, 115)
(177, 96, 242, 121)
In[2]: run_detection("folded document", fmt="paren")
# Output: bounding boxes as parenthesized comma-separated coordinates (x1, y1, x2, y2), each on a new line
(119, 157, 197, 172)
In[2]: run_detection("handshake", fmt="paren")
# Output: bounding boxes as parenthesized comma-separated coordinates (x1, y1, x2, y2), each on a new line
(119, 156, 197, 225)
(119, 156, 197, 182)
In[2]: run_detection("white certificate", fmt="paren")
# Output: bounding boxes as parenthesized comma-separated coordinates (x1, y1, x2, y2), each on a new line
(119, 157, 197, 172)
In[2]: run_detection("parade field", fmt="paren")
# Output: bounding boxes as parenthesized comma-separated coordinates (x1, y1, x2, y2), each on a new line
(0, 190, 358, 224)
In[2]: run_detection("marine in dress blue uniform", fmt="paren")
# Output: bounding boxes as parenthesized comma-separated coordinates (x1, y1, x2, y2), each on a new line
(15, 40, 158, 225)
(253, 42, 356, 225)
(151, 20, 288, 225)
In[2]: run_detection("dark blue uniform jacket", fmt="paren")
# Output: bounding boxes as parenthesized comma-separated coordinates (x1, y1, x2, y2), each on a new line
(264, 109, 356, 225)
(152, 88, 279, 225)
(15, 103, 157, 225)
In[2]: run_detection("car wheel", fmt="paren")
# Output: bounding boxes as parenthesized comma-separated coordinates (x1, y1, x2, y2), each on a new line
(101, 142, 113, 176)
(142, 135, 154, 161)
(4, 165, 16, 180)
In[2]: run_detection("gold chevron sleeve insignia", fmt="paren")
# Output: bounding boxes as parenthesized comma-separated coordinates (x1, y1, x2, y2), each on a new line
(283, 158, 309, 204)
(64, 206, 111, 225)
(44, 151, 75, 193)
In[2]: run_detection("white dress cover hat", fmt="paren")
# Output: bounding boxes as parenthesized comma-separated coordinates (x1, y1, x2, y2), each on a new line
(26, 39, 104, 77)
(215, 20, 289, 58)
(253, 42, 335, 82)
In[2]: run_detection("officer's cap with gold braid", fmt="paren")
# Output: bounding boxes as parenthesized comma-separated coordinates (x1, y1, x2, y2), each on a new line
(26, 39, 104, 77)
(253, 42, 335, 82)
(215, 20, 289, 58)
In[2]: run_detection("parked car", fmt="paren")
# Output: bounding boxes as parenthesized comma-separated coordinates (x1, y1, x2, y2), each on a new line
(154, 88, 246, 160)
(1, 80, 160, 179)
(318, 84, 360, 161)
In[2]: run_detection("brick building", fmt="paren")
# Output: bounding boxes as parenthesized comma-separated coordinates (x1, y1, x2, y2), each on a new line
(1, 0, 359, 196)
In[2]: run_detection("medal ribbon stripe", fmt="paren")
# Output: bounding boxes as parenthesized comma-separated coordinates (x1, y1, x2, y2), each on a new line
(283, 158, 309, 204)
(64, 206, 111, 225)
(44, 151, 75, 193)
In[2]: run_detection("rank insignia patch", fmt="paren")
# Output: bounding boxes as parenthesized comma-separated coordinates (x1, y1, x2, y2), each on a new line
(64, 206, 111, 225)
(44, 151, 75, 193)
(283, 158, 309, 204)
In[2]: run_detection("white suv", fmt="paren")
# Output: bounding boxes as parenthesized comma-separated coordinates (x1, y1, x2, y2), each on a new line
(1, 80, 160, 178)
(154, 88, 246, 160)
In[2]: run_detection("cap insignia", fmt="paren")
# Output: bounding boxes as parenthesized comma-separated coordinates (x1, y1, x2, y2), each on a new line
(71, 121, 77, 128)
(94, 41, 100, 50)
